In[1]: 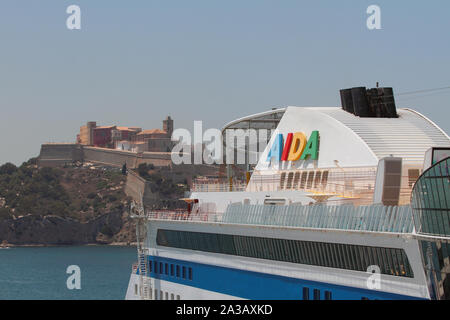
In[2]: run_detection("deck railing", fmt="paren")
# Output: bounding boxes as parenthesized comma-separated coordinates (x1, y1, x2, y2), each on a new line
(192, 182, 247, 192)
(143, 210, 223, 223)
(223, 203, 414, 233)
(138, 203, 414, 234)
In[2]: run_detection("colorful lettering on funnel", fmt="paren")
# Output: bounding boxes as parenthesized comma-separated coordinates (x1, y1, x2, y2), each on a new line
(267, 131, 319, 162)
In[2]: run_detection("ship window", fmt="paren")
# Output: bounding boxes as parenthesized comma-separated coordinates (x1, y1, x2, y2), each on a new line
(350, 245, 360, 270)
(306, 172, 314, 189)
(156, 229, 414, 278)
(165, 292, 169, 300)
(361, 246, 372, 272)
(321, 243, 331, 266)
(148, 259, 152, 273)
(293, 172, 300, 189)
(388, 249, 399, 276)
(302, 287, 309, 300)
(352, 245, 363, 271)
(154, 261, 158, 273)
(329, 243, 339, 269)
(394, 249, 405, 276)
(321, 171, 329, 188)
(134, 284, 138, 295)
(177, 295, 181, 300)
(170, 264, 174, 276)
(380, 247, 393, 275)
(334, 244, 344, 269)
(343, 244, 353, 270)
(160, 291, 163, 300)
(154, 289, 158, 300)
(165, 263, 169, 275)
(303, 242, 312, 265)
(300, 172, 307, 189)
(347, 245, 357, 270)
(313, 289, 321, 300)
(280, 173, 286, 189)
(171, 293, 174, 300)
(400, 249, 412, 277)
(325, 291, 332, 300)
(325, 243, 336, 268)
(376, 247, 388, 275)
(314, 171, 322, 188)
(315, 243, 324, 266)
(323, 243, 332, 266)
(310, 242, 319, 266)
(287, 240, 297, 263)
(286, 172, 294, 189)
(160, 262, 163, 274)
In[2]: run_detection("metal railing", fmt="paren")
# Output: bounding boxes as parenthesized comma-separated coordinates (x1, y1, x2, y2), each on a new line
(223, 203, 414, 234)
(192, 182, 247, 192)
(138, 203, 414, 234)
(143, 210, 223, 223)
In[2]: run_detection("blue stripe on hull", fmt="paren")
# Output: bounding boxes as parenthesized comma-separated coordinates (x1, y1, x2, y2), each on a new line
(144, 255, 425, 300)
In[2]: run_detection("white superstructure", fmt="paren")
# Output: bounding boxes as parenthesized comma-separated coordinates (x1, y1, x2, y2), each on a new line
(126, 101, 450, 300)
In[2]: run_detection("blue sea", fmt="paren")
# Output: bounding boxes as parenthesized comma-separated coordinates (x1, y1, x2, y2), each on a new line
(0, 246, 137, 300)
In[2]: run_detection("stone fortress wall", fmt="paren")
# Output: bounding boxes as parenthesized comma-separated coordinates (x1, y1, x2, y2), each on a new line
(37, 143, 172, 169)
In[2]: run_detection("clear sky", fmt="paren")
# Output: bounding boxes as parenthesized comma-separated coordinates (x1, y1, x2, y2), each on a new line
(0, 0, 449, 165)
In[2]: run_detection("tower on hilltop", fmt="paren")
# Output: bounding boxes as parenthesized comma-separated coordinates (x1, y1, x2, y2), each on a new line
(163, 116, 174, 136)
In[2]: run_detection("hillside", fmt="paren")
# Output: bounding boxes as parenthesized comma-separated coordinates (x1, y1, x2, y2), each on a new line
(0, 159, 135, 246)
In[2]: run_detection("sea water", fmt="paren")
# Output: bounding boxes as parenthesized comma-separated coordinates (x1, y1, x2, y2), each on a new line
(0, 246, 136, 300)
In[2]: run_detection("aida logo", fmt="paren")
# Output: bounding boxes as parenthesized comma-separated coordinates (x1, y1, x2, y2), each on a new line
(266, 131, 319, 163)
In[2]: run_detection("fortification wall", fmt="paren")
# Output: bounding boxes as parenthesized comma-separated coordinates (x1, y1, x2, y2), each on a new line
(124, 170, 157, 204)
(38, 144, 172, 169)
(38, 144, 83, 167)
(136, 152, 172, 167)
(83, 147, 138, 168)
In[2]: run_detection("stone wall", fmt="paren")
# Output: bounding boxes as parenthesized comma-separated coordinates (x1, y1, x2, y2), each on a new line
(37, 144, 83, 167)
(83, 146, 138, 168)
(124, 169, 157, 204)
(38, 144, 172, 169)
(136, 152, 172, 167)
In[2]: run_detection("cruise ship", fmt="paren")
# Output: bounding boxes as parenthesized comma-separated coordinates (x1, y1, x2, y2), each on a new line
(125, 87, 450, 300)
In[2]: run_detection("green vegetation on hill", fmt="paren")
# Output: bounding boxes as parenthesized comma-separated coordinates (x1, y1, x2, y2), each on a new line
(0, 159, 128, 222)
(0, 158, 71, 219)
(137, 163, 187, 198)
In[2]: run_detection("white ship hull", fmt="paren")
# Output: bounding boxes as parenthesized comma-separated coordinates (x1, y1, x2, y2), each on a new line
(126, 218, 430, 300)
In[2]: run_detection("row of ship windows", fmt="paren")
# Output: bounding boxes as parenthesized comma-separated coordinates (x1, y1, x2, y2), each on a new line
(302, 287, 332, 300)
(156, 229, 414, 278)
(301, 288, 373, 300)
(280, 171, 329, 190)
(148, 260, 193, 281)
(134, 285, 181, 300)
(134, 284, 373, 300)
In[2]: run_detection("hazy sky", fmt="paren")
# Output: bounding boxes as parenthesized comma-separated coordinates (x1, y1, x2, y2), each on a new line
(0, 0, 449, 165)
